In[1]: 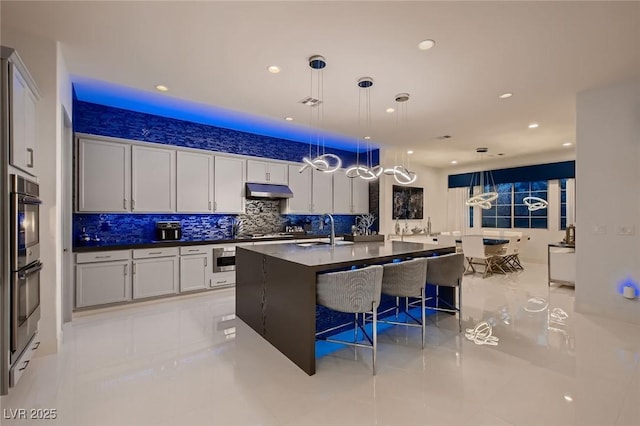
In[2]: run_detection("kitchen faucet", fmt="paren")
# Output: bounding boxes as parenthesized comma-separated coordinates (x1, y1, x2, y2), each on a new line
(321, 214, 336, 247)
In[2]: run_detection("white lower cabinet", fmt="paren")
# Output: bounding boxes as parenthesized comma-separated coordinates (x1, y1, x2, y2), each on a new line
(76, 259, 131, 308)
(132, 249, 179, 299)
(180, 253, 212, 292)
(211, 271, 235, 288)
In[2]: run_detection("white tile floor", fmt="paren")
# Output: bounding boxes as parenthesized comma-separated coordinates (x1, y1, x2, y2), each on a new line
(2, 262, 639, 425)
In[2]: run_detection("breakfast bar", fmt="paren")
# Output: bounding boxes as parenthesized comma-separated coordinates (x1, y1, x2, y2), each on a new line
(236, 240, 454, 375)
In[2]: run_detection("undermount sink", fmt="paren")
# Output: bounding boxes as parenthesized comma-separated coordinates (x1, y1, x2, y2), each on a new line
(296, 240, 354, 247)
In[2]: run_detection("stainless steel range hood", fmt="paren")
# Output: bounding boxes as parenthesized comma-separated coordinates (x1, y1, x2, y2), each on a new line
(245, 182, 293, 199)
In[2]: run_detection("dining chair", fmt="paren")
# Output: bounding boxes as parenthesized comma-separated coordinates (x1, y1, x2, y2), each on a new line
(425, 253, 465, 331)
(316, 265, 384, 374)
(461, 235, 503, 278)
(498, 236, 522, 271)
(376, 258, 429, 348)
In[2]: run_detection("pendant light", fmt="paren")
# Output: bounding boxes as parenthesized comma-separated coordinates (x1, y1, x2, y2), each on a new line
(346, 77, 382, 180)
(299, 55, 342, 174)
(465, 148, 498, 209)
(384, 93, 417, 185)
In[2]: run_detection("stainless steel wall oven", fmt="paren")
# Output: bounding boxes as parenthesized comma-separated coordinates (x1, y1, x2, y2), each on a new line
(9, 175, 42, 373)
(213, 246, 236, 272)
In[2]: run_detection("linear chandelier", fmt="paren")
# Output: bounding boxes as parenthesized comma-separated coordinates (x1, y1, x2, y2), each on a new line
(299, 55, 342, 174)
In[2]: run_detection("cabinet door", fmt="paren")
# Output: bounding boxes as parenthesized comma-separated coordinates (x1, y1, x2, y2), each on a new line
(23, 89, 37, 172)
(214, 156, 245, 213)
(177, 151, 213, 212)
(10, 69, 27, 171)
(78, 138, 131, 212)
(267, 162, 288, 185)
(246, 160, 268, 183)
(352, 177, 370, 214)
(287, 165, 312, 213)
(133, 257, 178, 299)
(76, 261, 131, 308)
(132, 146, 176, 212)
(312, 170, 333, 214)
(180, 254, 211, 292)
(332, 170, 352, 214)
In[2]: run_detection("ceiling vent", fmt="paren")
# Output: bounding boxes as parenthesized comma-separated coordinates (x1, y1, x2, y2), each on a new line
(476, 147, 488, 153)
(299, 96, 322, 107)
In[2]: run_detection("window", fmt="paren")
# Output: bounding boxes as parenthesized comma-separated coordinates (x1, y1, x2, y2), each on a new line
(514, 181, 548, 229)
(481, 183, 513, 228)
(559, 178, 567, 230)
(481, 180, 548, 229)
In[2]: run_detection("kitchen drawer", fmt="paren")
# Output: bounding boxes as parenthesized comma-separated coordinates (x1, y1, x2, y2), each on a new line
(10, 334, 40, 387)
(180, 246, 211, 255)
(211, 271, 235, 288)
(76, 250, 131, 264)
(133, 247, 179, 259)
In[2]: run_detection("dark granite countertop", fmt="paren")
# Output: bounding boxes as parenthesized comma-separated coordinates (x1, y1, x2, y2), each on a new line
(238, 240, 453, 268)
(549, 242, 575, 248)
(73, 233, 333, 253)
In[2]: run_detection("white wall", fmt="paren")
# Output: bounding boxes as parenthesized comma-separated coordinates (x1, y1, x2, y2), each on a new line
(1, 27, 68, 354)
(379, 149, 448, 237)
(575, 78, 640, 325)
(443, 151, 576, 263)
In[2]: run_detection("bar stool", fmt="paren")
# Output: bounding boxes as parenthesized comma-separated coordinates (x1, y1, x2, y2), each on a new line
(316, 265, 384, 375)
(376, 258, 429, 348)
(425, 253, 465, 332)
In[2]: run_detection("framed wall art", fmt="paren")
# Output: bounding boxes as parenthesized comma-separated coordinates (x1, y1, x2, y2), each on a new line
(392, 185, 424, 220)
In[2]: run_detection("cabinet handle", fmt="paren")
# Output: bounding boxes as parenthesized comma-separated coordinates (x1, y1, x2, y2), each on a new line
(216, 280, 227, 284)
(188, 249, 199, 252)
(95, 255, 111, 259)
(214, 201, 217, 211)
(204, 258, 208, 266)
(133, 264, 137, 274)
(267, 172, 270, 181)
(131, 199, 136, 210)
(123, 199, 127, 210)
(26, 148, 34, 168)
(209, 279, 212, 286)
(148, 251, 163, 255)
(124, 264, 128, 276)
(208, 201, 212, 211)
(32, 342, 40, 350)
(19, 360, 30, 371)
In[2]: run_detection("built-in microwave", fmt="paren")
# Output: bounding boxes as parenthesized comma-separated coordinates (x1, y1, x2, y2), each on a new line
(213, 246, 236, 273)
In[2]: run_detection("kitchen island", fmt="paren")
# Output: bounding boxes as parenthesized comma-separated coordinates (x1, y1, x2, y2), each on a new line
(236, 240, 455, 375)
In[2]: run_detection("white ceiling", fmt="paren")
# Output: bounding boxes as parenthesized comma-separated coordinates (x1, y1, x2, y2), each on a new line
(2, 1, 639, 167)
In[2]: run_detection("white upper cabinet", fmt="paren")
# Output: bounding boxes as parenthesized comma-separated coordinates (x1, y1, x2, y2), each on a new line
(286, 165, 312, 213)
(247, 159, 288, 185)
(132, 146, 176, 212)
(177, 151, 213, 213)
(332, 170, 352, 214)
(312, 170, 333, 214)
(78, 138, 131, 212)
(10, 66, 38, 175)
(214, 156, 245, 213)
(352, 176, 370, 214)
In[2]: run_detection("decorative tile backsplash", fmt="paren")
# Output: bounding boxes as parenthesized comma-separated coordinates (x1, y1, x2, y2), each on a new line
(73, 200, 364, 248)
(73, 100, 379, 166)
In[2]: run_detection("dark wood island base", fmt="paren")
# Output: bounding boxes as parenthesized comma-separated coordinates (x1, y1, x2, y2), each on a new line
(236, 241, 454, 375)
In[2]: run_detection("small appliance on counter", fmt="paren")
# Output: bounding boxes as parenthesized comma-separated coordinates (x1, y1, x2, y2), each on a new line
(156, 221, 182, 241)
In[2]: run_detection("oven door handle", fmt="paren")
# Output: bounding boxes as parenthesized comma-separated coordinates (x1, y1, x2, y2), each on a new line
(18, 194, 43, 205)
(18, 262, 44, 280)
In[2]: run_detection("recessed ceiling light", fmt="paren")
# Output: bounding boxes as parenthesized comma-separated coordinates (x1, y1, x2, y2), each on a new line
(407, 150, 414, 155)
(155, 84, 168, 92)
(364, 136, 371, 140)
(564, 395, 573, 402)
(451, 160, 458, 164)
(528, 123, 539, 129)
(284, 117, 293, 121)
(267, 65, 280, 74)
(386, 108, 395, 113)
(498, 92, 513, 99)
(418, 39, 436, 50)
(563, 142, 572, 147)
